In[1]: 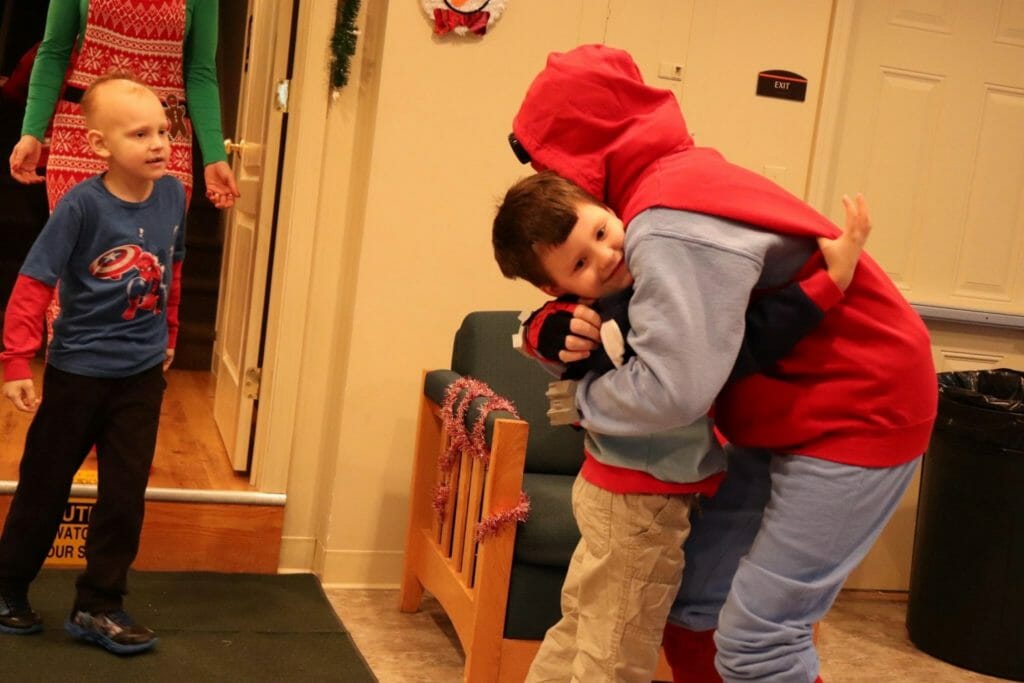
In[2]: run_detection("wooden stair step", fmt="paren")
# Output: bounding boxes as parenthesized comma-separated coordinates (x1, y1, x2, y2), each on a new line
(0, 493, 284, 574)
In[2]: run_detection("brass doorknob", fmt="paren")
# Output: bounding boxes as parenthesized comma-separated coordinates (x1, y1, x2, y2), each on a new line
(224, 138, 247, 156)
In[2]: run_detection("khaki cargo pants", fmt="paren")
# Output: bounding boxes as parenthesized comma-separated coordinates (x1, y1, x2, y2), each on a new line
(526, 474, 695, 683)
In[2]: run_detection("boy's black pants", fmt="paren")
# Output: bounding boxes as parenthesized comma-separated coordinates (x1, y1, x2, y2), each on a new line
(0, 363, 165, 614)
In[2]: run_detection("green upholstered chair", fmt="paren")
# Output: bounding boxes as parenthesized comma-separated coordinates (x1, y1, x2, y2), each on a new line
(399, 310, 584, 682)
(399, 310, 673, 682)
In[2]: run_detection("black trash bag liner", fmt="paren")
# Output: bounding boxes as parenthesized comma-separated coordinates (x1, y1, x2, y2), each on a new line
(934, 368, 1024, 451)
(937, 368, 1024, 413)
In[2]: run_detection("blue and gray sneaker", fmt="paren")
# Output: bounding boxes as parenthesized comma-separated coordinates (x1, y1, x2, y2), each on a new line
(65, 609, 157, 654)
(0, 591, 42, 635)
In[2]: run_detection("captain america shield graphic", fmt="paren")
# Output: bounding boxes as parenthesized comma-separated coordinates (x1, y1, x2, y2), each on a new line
(89, 245, 143, 280)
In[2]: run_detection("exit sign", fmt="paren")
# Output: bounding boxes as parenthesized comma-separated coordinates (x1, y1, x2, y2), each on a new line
(756, 70, 807, 102)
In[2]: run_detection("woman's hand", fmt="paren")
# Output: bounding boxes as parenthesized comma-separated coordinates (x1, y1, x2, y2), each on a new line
(9, 135, 45, 184)
(204, 161, 241, 209)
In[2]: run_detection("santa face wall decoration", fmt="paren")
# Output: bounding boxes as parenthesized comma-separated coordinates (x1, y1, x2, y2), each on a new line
(422, 0, 507, 37)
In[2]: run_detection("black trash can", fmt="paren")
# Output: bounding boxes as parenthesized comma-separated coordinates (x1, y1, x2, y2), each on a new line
(907, 368, 1024, 681)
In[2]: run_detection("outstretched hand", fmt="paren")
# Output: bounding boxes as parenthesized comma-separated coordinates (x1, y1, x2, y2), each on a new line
(204, 161, 240, 209)
(9, 135, 45, 185)
(818, 193, 872, 292)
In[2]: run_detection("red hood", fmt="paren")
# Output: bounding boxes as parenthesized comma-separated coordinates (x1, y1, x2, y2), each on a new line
(513, 44, 838, 238)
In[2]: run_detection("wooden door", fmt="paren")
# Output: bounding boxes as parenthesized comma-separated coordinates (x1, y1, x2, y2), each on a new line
(213, 0, 294, 472)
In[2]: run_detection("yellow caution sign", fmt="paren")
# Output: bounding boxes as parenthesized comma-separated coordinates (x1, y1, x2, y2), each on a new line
(45, 499, 93, 567)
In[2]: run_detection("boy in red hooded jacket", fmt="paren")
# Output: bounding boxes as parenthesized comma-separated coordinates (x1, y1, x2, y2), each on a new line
(507, 45, 937, 683)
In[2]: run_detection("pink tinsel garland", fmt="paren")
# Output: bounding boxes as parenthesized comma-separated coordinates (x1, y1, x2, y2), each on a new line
(469, 394, 518, 464)
(475, 491, 531, 542)
(431, 482, 450, 520)
(439, 376, 520, 465)
(431, 376, 529, 539)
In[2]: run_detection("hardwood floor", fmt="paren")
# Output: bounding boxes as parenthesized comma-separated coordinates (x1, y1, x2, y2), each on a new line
(0, 361, 253, 491)
(153, 367, 254, 491)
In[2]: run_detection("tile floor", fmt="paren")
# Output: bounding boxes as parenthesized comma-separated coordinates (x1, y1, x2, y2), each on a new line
(324, 588, 1013, 683)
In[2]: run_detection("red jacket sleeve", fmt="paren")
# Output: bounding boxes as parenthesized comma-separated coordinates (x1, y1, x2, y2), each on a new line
(1, 275, 53, 381)
(796, 267, 843, 313)
(166, 260, 183, 349)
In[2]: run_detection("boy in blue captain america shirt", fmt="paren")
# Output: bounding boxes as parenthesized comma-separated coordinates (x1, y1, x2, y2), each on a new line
(0, 73, 185, 655)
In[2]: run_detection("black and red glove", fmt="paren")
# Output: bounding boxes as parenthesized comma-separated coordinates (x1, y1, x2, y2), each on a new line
(520, 291, 635, 381)
(519, 296, 582, 365)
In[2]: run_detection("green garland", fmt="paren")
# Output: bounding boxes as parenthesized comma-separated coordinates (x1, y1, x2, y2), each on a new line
(330, 0, 361, 90)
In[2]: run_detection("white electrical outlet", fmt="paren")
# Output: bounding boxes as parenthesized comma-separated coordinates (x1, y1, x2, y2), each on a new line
(658, 62, 684, 81)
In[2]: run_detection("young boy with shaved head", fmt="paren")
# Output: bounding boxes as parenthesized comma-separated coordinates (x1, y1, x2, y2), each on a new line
(0, 73, 186, 655)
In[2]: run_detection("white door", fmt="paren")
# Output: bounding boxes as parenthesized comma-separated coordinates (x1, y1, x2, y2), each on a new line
(213, 0, 294, 472)
(821, 0, 1024, 318)
(815, 0, 1024, 590)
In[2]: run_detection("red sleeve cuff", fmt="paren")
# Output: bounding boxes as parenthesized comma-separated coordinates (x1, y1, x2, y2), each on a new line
(798, 268, 843, 313)
(2, 358, 33, 382)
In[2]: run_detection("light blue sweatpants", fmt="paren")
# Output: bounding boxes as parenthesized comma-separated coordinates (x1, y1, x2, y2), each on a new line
(668, 446, 920, 682)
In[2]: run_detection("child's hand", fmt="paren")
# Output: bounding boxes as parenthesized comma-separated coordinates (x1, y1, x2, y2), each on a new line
(818, 193, 872, 292)
(163, 348, 175, 372)
(3, 379, 39, 412)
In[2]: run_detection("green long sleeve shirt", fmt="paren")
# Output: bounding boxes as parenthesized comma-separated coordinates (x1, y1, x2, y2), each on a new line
(23, 0, 228, 166)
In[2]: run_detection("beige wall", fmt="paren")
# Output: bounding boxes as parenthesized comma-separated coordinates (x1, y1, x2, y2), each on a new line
(312, 0, 593, 584)
(268, 0, 839, 586)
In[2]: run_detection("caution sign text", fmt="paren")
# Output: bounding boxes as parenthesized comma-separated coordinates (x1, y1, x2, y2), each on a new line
(45, 499, 93, 567)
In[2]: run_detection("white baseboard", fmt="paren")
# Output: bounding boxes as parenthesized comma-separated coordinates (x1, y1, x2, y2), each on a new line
(277, 535, 317, 572)
(318, 546, 404, 587)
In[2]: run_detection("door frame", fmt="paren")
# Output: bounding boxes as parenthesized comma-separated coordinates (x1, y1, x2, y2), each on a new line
(806, 0, 855, 213)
